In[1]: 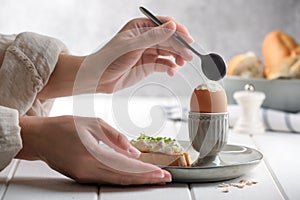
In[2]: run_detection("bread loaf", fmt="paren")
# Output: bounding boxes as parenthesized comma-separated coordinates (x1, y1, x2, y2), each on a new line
(267, 54, 300, 79)
(227, 52, 264, 78)
(262, 30, 299, 79)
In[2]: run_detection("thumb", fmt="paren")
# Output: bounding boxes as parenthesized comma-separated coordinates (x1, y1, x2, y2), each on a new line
(130, 21, 176, 49)
(96, 119, 141, 158)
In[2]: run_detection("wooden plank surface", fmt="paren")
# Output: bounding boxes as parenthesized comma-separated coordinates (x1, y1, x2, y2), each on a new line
(0, 160, 18, 199)
(253, 132, 300, 200)
(190, 162, 284, 200)
(2, 160, 98, 200)
(99, 183, 191, 200)
(190, 132, 284, 200)
(5, 97, 294, 200)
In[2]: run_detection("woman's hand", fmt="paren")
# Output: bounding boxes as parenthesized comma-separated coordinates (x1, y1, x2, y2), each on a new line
(37, 17, 193, 99)
(16, 116, 171, 185)
(93, 17, 193, 93)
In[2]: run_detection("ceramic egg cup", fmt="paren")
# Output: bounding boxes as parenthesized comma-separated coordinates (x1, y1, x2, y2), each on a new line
(188, 112, 229, 166)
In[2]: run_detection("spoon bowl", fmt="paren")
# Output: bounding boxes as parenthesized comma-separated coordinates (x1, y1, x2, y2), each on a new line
(201, 53, 227, 81)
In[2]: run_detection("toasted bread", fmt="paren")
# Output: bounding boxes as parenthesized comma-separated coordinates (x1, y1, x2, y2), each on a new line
(131, 134, 191, 167)
(138, 152, 191, 167)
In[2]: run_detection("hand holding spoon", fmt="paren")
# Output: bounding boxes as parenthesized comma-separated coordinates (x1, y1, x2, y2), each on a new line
(139, 7, 226, 81)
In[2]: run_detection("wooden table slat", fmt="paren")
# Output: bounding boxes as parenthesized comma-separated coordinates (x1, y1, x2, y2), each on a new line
(0, 160, 18, 199)
(190, 132, 284, 200)
(252, 132, 300, 200)
(99, 183, 191, 200)
(0, 97, 296, 199)
(190, 162, 284, 200)
(2, 160, 98, 200)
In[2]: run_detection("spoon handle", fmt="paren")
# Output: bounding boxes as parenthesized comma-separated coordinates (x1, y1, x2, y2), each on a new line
(139, 6, 202, 57)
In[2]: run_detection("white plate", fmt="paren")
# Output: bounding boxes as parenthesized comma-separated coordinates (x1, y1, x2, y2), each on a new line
(161, 141, 263, 182)
(223, 76, 300, 113)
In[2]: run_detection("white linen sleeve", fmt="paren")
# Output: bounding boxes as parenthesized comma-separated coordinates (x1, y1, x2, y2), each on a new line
(0, 32, 67, 171)
(0, 32, 67, 116)
(0, 106, 21, 171)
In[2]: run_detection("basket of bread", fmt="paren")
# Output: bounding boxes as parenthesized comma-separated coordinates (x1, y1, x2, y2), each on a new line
(224, 30, 300, 112)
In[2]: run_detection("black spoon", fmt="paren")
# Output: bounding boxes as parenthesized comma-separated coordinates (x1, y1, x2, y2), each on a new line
(139, 7, 226, 81)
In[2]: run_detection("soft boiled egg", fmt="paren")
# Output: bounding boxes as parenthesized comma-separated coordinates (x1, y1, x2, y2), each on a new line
(190, 82, 227, 113)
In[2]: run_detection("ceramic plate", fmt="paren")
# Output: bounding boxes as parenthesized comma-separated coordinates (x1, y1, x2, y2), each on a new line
(161, 141, 263, 182)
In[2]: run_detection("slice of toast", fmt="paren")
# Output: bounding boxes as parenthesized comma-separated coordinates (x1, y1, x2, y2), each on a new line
(131, 134, 191, 167)
(138, 152, 191, 167)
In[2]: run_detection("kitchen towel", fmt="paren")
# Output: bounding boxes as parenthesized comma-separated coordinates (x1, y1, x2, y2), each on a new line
(161, 104, 300, 133)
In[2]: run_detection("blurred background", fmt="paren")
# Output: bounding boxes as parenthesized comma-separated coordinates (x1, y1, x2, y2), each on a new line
(1, 0, 299, 59)
(0, 0, 299, 96)
(1, 0, 299, 136)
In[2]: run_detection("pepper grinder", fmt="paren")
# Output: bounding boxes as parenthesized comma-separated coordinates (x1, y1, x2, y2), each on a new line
(233, 84, 266, 134)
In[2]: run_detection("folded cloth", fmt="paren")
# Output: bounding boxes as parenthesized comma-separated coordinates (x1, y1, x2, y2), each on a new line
(161, 104, 300, 133)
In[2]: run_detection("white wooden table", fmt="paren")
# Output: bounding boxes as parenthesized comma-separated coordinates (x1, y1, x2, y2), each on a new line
(1, 96, 299, 200)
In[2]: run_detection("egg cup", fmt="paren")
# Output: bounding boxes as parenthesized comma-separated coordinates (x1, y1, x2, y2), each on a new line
(188, 112, 229, 166)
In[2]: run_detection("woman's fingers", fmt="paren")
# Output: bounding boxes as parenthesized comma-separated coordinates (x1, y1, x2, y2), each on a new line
(128, 21, 176, 50)
(142, 48, 188, 68)
(76, 116, 140, 158)
(98, 168, 172, 185)
(85, 140, 165, 175)
(154, 58, 179, 76)
(143, 48, 186, 65)
(127, 19, 192, 62)
(118, 18, 193, 64)
(162, 37, 193, 62)
(133, 59, 178, 77)
(86, 152, 172, 185)
(77, 162, 172, 185)
(157, 16, 194, 44)
(155, 58, 177, 70)
(131, 17, 194, 43)
(146, 35, 193, 62)
(92, 118, 141, 158)
(175, 55, 186, 66)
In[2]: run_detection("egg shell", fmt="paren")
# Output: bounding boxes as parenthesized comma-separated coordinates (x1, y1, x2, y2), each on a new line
(190, 88, 227, 113)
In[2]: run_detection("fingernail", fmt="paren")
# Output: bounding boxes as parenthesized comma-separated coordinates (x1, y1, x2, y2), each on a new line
(189, 36, 195, 43)
(128, 146, 141, 158)
(167, 69, 174, 77)
(184, 50, 193, 61)
(152, 170, 165, 178)
(163, 176, 172, 182)
(163, 21, 176, 32)
(167, 68, 178, 76)
(162, 171, 172, 182)
(187, 52, 193, 61)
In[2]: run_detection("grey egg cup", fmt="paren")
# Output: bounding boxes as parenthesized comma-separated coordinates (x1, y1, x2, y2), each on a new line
(188, 112, 229, 166)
